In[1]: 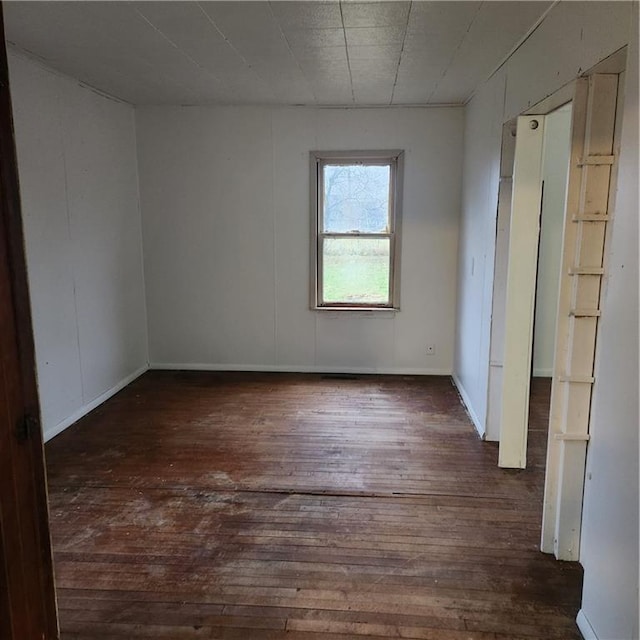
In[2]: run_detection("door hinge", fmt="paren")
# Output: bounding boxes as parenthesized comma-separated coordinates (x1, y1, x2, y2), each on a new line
(16, 414, 38, 442)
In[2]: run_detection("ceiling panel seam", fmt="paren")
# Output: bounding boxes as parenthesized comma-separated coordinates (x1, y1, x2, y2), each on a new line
(338, 0, 356, 105)
(463, 0, 560, 106)
(133, 7, 230, 100)
(196, 1, 278, 104)
(390, 1, 413, 106)
(426, 0, 484, 104)
(267, 0, 319, 105)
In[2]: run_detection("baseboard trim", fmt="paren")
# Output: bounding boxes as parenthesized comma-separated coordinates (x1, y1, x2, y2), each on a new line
(43, 365, 148, 442)
(451, 373, 485, 437)
(149, 362, 452, 376)
(576, 610, 598, 640)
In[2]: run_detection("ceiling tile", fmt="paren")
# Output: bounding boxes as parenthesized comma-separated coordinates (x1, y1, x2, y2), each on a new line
(348, 44, 403, 60)
(306, 73, 352, 90)
(211, 66, 278, 104)
(395, 54, 445, 83)
(315, 92, 354, 106)
(4, 0, 560, 107)
(270, 1, 343, 30)
(407, 1, 482, 35)
(311, 83, 354, 105)
(341, 2, 411, 28)
(133, 3, 250, 82)
(284, 28, 346, 52)
(231, 36, 293, 59)
(391, 86, 431, 105)
(4, 2, 97, 52)
(345, 26, 406, 47)
(70, 3, 185, 65)
(392, 62, 446, 105)
(132, 2, 226, 46)
(350, 64, 396, 105)
(176, 42, 249, 75)
(292, 47, 348, 67)
(298, 58, 351, 78)
(247, 57, 316, 104)
(352, 80, 393, 105)
(427, 85, 475, 105)
(4, 2, 215, 102)
(430, 1, 553, 103)
(36, 51, 168, 105)
(199, 1, 285, 52)
(349, 58, 398, 77)
(403, 30, 465, 55)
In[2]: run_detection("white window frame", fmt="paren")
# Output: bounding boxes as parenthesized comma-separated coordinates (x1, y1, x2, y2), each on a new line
(310, 150, 404, 310)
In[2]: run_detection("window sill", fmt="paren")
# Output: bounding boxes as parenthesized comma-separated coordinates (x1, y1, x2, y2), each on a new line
(312, 306, 399, 317)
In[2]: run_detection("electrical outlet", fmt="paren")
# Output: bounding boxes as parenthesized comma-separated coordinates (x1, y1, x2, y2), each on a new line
(426, 344, 436, 355)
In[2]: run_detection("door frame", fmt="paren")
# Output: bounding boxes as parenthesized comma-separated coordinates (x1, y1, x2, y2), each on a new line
(541, 68, 625, 561)
(485, 47, 627, 559)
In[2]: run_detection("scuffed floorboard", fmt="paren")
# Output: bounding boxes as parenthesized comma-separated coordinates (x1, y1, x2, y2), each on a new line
(46, 373, 582, 639)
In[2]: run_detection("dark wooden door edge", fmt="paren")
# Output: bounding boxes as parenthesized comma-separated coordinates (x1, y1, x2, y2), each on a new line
(0, 2, 58, 637)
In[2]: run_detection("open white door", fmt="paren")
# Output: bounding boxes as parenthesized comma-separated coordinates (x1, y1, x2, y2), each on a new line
(498, 115, 546, 469)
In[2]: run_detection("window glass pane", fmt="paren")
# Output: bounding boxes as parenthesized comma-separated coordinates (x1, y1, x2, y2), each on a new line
(322, 237, 390, 304)
(323, 164, 390, 233)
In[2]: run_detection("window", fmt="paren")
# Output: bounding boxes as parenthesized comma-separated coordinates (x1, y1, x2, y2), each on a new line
(311, 150, 403, 309)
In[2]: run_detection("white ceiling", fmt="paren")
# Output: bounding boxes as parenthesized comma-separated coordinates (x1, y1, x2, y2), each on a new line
(4, 1, 553, 106)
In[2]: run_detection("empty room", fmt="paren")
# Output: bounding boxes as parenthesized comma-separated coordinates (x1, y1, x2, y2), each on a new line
(0, 2, 637, 640)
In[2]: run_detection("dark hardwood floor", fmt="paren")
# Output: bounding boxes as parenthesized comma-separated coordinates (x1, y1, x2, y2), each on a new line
(45, 372, 582, 639)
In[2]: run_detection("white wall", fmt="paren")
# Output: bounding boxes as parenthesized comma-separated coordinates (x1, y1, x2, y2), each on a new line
(454, 0, 632, 434)
(136, 106, 463, 374)
(9, 51, 148, 441)
(453, 1, 638, 638)
(533, 104, 572, 377)
(453, 68, 506, 435)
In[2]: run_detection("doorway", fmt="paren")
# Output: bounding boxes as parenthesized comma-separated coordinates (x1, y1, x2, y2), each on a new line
(488, 63, 625, 561)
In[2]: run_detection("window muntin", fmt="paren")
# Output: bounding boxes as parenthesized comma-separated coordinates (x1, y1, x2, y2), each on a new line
(312, 151, 402, 309)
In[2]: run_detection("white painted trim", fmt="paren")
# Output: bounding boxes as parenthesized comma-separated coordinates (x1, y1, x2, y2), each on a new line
(543, 74, 619, 560)
(499, 114, 546, 469)
(43, 365, 148, 442)
(150, 363, 452, 376)
(451, 373, 485, 437)
(533, 368, 553, 377)
(576, 610, 599, 640)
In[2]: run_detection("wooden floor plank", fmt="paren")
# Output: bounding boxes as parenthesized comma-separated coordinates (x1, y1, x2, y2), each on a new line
(46, 373, 582, 638)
